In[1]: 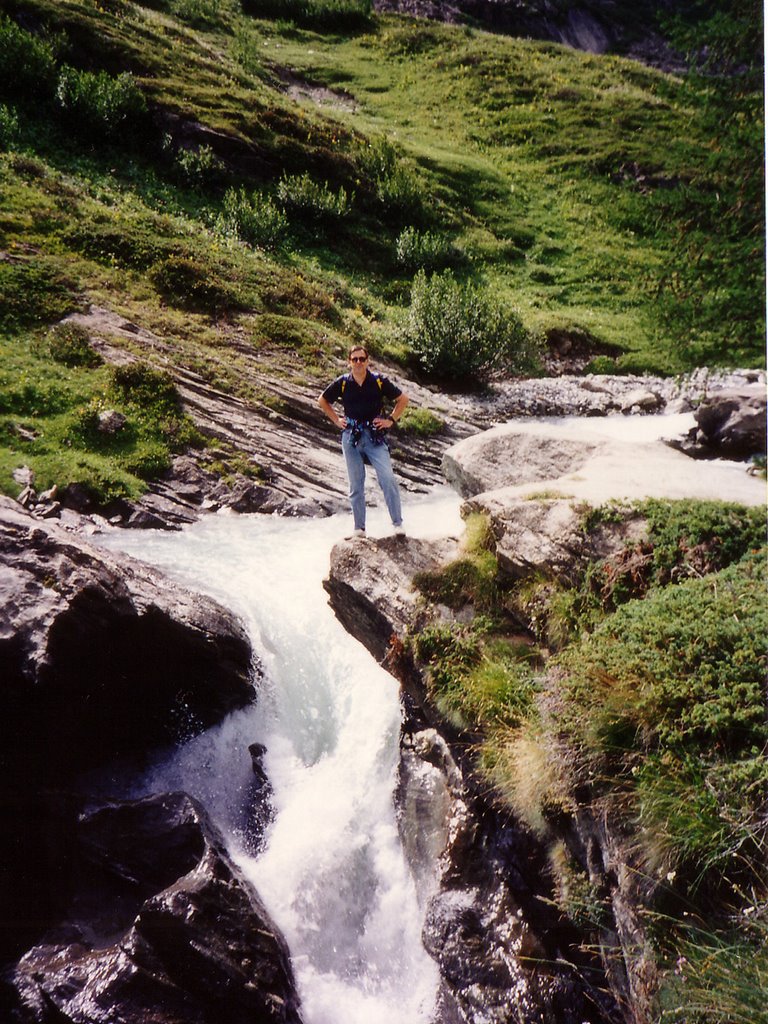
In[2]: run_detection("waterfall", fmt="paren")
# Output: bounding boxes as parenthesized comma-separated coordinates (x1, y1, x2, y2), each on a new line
(95, 488, 465, 1024)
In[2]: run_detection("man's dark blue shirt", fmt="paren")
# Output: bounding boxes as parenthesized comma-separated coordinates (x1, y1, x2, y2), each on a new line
(322, 371, 401, 422)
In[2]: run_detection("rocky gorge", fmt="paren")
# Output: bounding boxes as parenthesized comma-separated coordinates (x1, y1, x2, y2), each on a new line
(1, 356, 765, 1024)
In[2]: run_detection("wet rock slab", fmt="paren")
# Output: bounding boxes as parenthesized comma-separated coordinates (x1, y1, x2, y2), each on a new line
(0, 495, 255, 778)
(7, 792, 304, 1024)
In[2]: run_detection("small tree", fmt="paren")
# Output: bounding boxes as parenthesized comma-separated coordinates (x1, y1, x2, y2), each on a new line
(401, 269, 536, 383)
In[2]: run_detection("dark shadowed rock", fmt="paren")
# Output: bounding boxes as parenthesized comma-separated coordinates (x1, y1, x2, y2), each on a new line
(664, 386, 767, 461)
(6, 792, 303, 1024)
(693, 385, 767, 457)
(0, 496, 255, 962)
(0, 497, 255, 778)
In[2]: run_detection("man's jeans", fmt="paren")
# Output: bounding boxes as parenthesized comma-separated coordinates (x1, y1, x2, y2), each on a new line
(342, 427, 402, 531)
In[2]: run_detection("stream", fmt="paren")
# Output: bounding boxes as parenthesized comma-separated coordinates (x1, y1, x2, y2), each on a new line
(96, 487, 465, 1024)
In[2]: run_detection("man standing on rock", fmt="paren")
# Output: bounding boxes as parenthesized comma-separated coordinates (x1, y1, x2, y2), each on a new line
(318, 345, 409, 538)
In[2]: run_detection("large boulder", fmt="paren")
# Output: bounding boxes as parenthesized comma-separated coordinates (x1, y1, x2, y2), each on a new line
(694, 385, 767, 457)
(441, 420, 766, 507)
(441, 427, 600, 498)
(0, 496, 254, 779)
(6, 792, 303, 1024)
(323, 533, 460, 666)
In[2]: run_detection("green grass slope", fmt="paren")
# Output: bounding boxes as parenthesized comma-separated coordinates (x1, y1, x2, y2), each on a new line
(0, 0, 763, 502)
(411, 501, 767, 1023)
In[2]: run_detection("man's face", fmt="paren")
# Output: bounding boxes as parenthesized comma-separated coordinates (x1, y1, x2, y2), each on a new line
(349, 350, 368, 371)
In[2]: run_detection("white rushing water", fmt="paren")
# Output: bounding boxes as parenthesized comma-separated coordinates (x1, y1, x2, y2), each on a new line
(96, 488, 465, 1024)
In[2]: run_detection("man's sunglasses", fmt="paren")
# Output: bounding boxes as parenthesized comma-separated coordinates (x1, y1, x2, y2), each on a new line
(350, 356, 368, 363)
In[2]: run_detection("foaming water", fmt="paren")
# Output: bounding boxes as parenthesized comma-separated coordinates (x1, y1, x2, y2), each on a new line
(95, 488, 464, 1024)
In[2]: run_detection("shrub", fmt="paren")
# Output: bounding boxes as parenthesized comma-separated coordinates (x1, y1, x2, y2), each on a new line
(108, 363, 181, 419)
(0, 260, 78, 332)
(0, 15, 58, 102)
(395, 226, 459, 272)
(56, 67, 147, 141)
(401, 269, 537, 383)
(43, 323, 102, 368)
(149, 255, 239, 314)
(554, 553, 767, 897)
(276, 172, 351, 223)
(0, 372, 71, 416)
(216, 187, 288, 251)
(171, 0, 222, 27)
(172, 144, 227, 190)
(556, 553, 768, 760)
(641, 498, 766, 585)
(63, 221, 170, 270)
(357, 137, 422, 221)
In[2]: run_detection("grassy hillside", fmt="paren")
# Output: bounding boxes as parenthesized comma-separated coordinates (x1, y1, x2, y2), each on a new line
(0, 0, 763, 502)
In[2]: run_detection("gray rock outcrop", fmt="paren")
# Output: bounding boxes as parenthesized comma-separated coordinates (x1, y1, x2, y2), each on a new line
(441, 417, 766, 508)
(671, 384, 767, 459)
(0, 496, 255, 779)
(6, 792, 303, 1024)
(324, 535, 613, 1024)
(462, 495, 647, 584)
(442, 429, 600, 498)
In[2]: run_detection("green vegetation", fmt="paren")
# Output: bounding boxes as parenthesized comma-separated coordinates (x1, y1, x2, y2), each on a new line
(409, 500, 766, 1021)
(396, 405, 444, 436)
(0, 0, 762, 500)
(400, 268, 537, 382)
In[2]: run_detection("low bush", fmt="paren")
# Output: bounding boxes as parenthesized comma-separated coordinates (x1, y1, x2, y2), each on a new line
(42, 323, 102, 369)
(276, 172, 351, 223)
(554, 553, 767, 895)
(63, 218, 172, 271)
(216, 187, 288, 251)
(109, 363, 180, 418)
(171, 0, 223, 27)
(0, 260, 78, 332)
(56, 67, 148, 142)
(0, 372, 72, 417)
(0, 15, 58, 102)
(357, 137, 423, 222)
(149, 255, 240, 314)
(0, 103, 19, 149)
(400, 268, 537, 383)
(641, 498, 765, 585)
(395, 226, 459, 272)
(172, 144, 227, 191)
